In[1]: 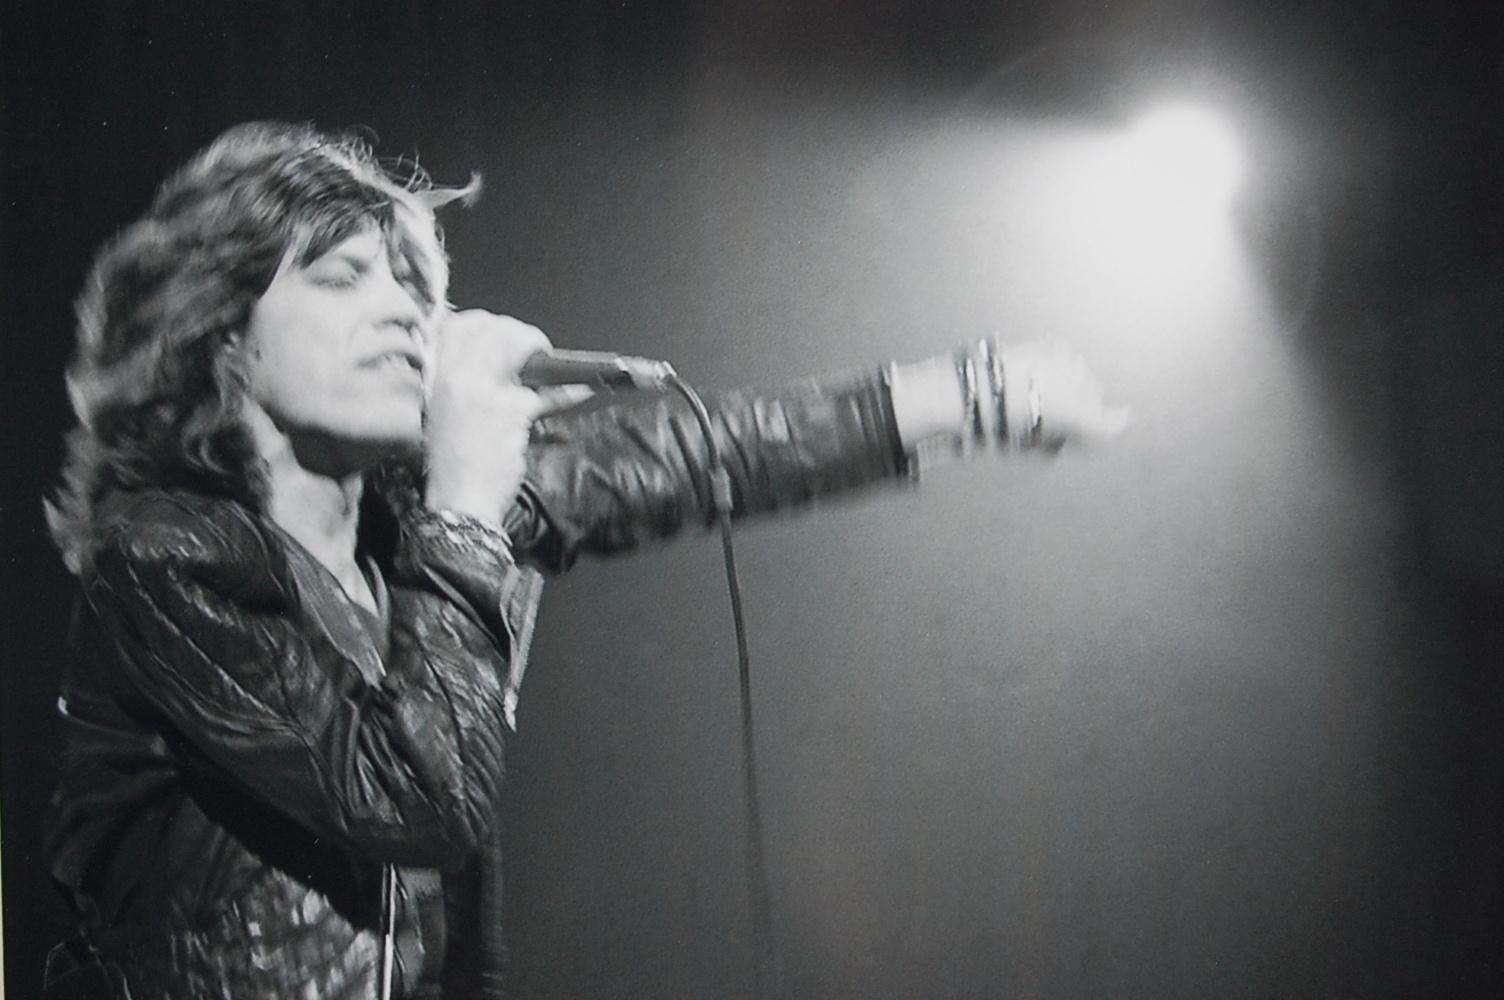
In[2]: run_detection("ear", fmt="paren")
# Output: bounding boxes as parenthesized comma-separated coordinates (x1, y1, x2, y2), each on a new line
(221, 326, 258, 378)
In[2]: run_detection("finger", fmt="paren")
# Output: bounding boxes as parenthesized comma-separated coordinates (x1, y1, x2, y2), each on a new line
(536, 385, 596, 413)
(490, 384, 547, 421)
(438, 310, 552, 358)
(498, 328, 552, 379)
(492, 315, 552, 358)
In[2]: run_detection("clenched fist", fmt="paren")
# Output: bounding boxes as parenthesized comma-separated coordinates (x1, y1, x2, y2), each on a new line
(422, 310, 553, 526)
(889, 340, 1130, 455)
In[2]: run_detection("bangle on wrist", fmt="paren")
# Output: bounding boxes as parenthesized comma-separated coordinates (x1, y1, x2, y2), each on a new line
(952, 347, 983, 456)
(978, 336, 1008, 448)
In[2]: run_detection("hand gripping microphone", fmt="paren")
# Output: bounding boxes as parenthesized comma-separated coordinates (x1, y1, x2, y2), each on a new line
(517, 349, 677, 390)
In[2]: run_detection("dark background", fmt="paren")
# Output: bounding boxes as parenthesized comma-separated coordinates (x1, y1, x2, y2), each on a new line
(3, 2, 1501, 997)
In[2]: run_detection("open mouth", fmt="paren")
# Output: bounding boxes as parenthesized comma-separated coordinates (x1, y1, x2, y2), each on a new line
(368, 350, 425, 377)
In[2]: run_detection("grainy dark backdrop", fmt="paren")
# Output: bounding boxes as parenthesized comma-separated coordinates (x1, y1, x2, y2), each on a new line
(3, 2, 1501, 998)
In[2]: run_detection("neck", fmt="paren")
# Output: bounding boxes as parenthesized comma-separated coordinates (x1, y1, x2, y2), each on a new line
(246, 406, 375, 613)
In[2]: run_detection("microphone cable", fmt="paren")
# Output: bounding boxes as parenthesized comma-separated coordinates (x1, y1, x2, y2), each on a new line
(664, 374, 778, 1000)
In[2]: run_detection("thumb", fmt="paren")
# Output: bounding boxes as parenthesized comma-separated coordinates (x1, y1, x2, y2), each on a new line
(536, 385, 596, 414)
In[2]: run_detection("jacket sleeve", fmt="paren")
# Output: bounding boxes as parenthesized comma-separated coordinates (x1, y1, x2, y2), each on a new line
(433, 829, 509, 1000)
(507, 366, 914, 572)
(85, 491, 519, 869)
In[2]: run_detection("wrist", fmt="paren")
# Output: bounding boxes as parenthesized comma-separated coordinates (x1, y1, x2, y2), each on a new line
(889, 340, 1048, 458)
(423, 481, 506, 530)
(888, 355, 966, 452)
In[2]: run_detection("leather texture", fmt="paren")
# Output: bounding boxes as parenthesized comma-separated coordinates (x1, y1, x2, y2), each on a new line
(46, 370, 909, 999)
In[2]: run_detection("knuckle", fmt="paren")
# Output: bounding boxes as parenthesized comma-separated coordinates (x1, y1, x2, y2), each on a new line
(497, 384, 541, 410)
(518, 388, 546, 415)
(511, 324, 550, 354)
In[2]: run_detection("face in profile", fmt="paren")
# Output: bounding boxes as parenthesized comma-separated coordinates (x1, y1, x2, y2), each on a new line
(243, 225, 434, 470)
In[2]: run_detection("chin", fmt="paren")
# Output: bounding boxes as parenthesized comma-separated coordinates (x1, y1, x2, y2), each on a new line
(331, 413, 425, 465)
(366, 421, 425, 454)
(353, 401, 425, 446)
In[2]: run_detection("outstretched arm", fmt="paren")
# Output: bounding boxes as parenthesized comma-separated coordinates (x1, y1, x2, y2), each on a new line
(506, 341, 1127, 573)
(507, 366, 912, 572)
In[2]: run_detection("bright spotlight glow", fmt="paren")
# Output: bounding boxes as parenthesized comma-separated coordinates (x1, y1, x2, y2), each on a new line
(924, 113, 1251, 354)
(1123, 103, 1244, 209)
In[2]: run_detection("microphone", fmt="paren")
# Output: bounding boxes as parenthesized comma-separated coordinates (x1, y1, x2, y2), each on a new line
(517, 349, 678, 390)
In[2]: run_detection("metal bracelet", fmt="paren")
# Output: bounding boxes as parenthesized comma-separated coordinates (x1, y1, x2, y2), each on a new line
(1026, 377, 1043, 449)
(979, 336, 1007, 447)
(952, 347, 982, 456)
(407, 507, 514, 564)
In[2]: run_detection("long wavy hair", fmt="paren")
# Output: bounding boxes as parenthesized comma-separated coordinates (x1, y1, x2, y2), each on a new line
(48, 121, 477, 573)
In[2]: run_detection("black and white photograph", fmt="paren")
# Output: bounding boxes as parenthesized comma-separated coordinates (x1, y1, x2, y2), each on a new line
(2, 2, 1500, 998)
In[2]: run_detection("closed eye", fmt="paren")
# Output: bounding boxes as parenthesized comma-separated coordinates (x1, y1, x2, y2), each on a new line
(308, 257, 368, 289)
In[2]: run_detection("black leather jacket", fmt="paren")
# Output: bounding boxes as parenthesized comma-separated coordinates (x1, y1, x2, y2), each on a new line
(46, 372, 910, 999)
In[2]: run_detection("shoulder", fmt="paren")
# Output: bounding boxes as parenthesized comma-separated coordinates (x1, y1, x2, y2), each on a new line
(86, 489, 282, 590)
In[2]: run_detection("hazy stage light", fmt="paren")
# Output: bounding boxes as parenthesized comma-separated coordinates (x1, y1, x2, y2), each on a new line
(1036, 102, 1247, 292)
(1123, 103, 1244, 210)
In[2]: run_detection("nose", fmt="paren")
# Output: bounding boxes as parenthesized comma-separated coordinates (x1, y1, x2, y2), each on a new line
(370, 261, 427, 338)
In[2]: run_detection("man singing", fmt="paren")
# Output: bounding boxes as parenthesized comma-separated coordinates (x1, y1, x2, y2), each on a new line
(43, 121, 1124, 998)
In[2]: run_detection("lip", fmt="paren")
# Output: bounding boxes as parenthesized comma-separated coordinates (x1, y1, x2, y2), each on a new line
(362, 345, 427, 381)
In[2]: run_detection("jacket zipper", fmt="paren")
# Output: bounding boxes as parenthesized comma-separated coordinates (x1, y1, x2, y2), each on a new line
(379, 863, 396, 1000)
